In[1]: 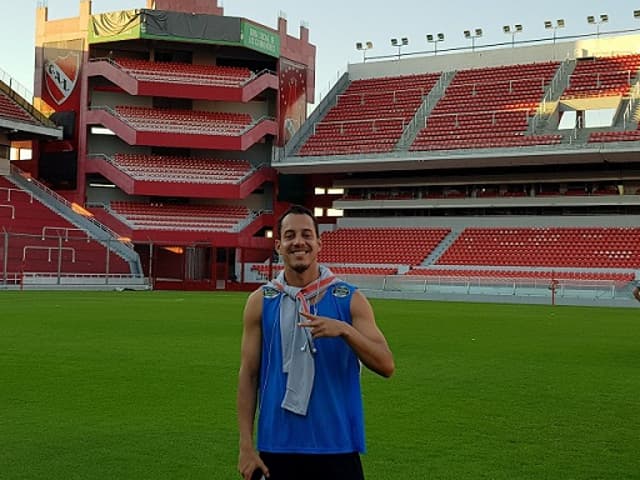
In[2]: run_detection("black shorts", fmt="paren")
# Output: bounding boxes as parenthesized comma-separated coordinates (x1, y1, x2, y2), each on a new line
(256, 451, 364, 480)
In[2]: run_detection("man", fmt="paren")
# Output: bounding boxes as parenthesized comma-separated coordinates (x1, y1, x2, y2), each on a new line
(237, 205, 394, 480)
(633, 285, 640, 302)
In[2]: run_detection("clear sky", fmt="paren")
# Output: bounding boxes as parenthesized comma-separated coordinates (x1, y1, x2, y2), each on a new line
(1, 0, 639, 105)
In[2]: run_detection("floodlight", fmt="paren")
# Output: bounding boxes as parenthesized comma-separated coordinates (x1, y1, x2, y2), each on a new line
(634, 10, 640, 19)
(390, 37, 408, 59)
(587, 13, 609, 37)
(355, 41, 374, 61)
(515, 24, 523, 32)
(426, 33, 445, 54)
(545, 19, 565, 44)
(503, 25, 510, 33)
(464, 28, 482, 50)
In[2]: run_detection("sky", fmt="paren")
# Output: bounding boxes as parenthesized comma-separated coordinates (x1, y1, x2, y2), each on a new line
(1, 0, 639, 106)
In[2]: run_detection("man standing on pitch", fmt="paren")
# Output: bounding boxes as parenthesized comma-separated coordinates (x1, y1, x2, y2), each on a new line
(237, 205, 394, 480)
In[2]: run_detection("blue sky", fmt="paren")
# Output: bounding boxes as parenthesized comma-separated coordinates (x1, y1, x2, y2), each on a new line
(1, 0, 639, 104)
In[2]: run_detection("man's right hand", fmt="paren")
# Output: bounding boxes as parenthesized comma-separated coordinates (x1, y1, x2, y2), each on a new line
(238, 445, 269, 480)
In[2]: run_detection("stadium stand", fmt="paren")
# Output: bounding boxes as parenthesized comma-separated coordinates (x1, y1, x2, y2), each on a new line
(110, 154, 253, 184)
(10, 1, 640, 299)
(108, 201, 252, 232)
(562, 54, 640, 99)
(113, 58, 253, 86)
(410, 62, 564, 151)
(0, 90, 38, 125)
(436, 227, 640, 269)
(112, 106, 253, 135)
(318, 227, 451, 265)
(0, 176, 131, 276)
(298, 73, 441, 155)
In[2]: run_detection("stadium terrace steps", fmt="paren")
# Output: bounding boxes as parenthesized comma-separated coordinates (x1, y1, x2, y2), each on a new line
(86, 58, 278, 104)
(410, 61, 564, 151)
(113, 106, 252, 135)
(318, 227, 451, 265)
(0, 90, 37, 124)
(292, 62, 577, 157)
(108, 201, 252, 232)
(561, 54, 640, 99)
(297, 73, 442, 156)
(114, 58, 253, 86)
(0, 176, 130, 275)
(436, 226, 640, 269)
(589, 130, 640, 143)
(110, 154, 253, 184)
(87, 105, 276, 151)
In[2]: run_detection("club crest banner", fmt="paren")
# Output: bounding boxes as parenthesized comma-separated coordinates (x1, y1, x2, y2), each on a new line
(43, 39, 83, 108)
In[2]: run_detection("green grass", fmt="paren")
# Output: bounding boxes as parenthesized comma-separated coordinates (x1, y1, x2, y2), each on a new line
(1, 291, 639, 479)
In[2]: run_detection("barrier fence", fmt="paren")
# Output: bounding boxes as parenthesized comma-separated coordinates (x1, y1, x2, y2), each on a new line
(0, 230, 138, 287)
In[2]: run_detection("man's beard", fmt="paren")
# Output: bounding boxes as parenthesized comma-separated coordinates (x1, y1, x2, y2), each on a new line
(291, 262, 310, 274)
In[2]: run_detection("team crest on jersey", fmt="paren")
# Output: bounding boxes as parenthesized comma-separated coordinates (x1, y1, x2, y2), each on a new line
(44, 51, 80, 106)
(332, 285, 350, 298)
(263, 286, 280, 299)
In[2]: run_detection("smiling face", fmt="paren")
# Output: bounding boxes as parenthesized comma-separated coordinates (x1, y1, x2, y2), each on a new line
(275, 212, 322, 279)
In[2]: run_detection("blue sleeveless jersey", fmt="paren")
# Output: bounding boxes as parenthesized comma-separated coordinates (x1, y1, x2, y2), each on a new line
(257, 281, 365, 454)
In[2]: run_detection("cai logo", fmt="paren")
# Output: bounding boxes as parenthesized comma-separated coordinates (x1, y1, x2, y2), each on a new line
(44, 51, 80, 106)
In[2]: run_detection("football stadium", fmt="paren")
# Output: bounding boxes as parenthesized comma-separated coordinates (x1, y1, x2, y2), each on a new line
(1, 0, 639, 478)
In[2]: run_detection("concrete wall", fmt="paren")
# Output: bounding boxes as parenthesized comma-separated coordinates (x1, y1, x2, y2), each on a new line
(347, 34, 640, 81)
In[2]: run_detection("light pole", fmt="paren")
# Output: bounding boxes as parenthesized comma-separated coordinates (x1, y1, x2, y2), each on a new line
(502, 24, 523, 47)
(463, 28, 483, 52)
(587, 14, 608, 37)
(426, 33, 445, 55)
(355, 41, 373, 62)
(390, 37, 409, 60)
(544, 19, 565, 44)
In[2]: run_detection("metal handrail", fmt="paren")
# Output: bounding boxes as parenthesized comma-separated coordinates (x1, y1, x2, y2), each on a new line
(9, 164, 133, 249)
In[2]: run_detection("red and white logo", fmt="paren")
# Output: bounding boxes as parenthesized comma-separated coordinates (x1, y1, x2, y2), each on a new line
(44, 51, 80, 106)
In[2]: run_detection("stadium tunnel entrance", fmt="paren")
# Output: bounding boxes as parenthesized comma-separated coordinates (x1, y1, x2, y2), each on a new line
(135, 243, 268, 291)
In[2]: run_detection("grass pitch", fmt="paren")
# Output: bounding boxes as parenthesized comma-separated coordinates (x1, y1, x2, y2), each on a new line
(1, 291, 638, 479)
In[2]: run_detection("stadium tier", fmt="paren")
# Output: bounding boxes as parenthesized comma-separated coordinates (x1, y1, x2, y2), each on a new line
(13, 1, 318, 287)
(108, 201, 251, 232)
(318, 227, 451, 265)
(112, 106, 252, 135)
(0, 176, 131, 276)
(0, 90, 37, 125)
(436, 227, 640, 269)
(410, 62, 564, 151)
(110, 154, 253, 184)
(562, 54, 640, 99)
(298, 73, 441, 156)
(113, 58, 253, 86)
